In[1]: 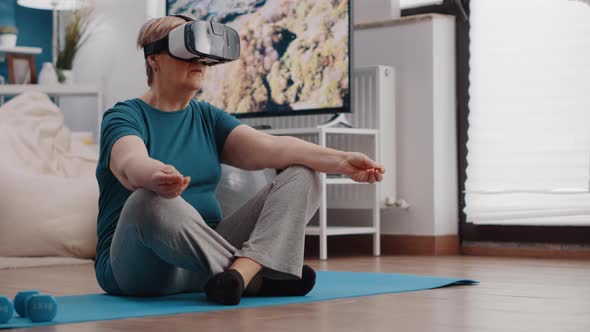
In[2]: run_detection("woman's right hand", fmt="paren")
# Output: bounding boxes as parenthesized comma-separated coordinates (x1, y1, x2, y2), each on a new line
(150, 164, 190, 199)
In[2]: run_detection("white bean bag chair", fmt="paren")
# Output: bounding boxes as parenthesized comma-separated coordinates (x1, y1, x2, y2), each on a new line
(0, 92, 98, 258)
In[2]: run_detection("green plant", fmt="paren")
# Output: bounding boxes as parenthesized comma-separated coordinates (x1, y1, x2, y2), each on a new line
(56, 9, 92, 71)
(0, 26, 17, 34)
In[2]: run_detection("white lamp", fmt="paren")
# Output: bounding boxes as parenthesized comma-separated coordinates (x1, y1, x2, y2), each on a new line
(16, 0, 89, 65)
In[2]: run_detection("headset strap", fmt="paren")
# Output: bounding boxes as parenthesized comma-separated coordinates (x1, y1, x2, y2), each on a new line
(143, 15, 194, 58)
(172, 14, 194, 22)
(144, 36, 168, 58)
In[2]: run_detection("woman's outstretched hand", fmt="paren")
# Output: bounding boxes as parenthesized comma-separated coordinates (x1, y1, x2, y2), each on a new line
(336, 152, 385, 183)
(150, 164, 190, 199)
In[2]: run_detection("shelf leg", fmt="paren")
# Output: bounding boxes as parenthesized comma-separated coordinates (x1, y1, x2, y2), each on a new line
(373, 184, 381, 256)
(319, 174, 328, 260)
(373, 133, 381, 256)
(319, 130, 328, 260)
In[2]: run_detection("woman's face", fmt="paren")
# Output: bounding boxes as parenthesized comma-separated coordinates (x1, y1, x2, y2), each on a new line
(152, 54, 207, 91)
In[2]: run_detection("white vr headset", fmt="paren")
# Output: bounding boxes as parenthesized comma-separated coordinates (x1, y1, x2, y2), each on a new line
(144, 15, 240, 66)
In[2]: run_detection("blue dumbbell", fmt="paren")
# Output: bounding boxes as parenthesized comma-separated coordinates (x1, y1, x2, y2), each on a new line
(25, 294, 58, 322)
(13, 290, 39, 317)
(0, 296, 14, 324)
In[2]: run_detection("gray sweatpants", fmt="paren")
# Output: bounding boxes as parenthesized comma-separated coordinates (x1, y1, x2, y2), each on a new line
(109, 165, 321, 296)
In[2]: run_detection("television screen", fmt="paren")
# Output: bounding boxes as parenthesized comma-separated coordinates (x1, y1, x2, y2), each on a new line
(167, 0, 351, 118)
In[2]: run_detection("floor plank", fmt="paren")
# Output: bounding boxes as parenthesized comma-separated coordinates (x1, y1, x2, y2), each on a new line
(1, 256, 589, 332)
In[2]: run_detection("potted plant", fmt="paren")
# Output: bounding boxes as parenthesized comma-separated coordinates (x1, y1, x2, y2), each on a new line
(0, 26, 18, 48)
(56, 9, 92, 84)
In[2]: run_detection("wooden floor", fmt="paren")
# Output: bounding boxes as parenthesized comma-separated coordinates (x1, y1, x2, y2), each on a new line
(1, 255, 589, 332)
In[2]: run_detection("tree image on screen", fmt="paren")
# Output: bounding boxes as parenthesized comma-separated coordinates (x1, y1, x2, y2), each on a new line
(168, 0, 350, 115)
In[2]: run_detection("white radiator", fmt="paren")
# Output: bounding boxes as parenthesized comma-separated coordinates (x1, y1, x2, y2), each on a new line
(243, 66, 396, 209)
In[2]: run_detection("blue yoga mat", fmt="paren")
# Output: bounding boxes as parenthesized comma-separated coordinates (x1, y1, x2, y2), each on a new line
(0, 271, 478, 329)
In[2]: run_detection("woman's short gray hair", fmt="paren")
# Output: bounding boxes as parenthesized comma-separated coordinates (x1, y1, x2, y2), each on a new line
(136, 16, 188, 86)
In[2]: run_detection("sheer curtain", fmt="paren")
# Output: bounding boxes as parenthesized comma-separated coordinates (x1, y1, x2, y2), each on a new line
(465, 0, 590, 225)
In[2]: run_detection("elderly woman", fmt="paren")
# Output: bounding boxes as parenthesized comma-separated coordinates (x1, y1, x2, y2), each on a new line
(95, 15, 385, 306)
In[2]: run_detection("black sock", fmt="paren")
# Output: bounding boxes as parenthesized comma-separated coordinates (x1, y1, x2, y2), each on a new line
(204, 269, 245, 305)
(253, 265, 316, 297)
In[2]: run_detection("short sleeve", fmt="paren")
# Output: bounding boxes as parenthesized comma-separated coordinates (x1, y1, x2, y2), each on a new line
(97, 105, 145, 172)
(207, 103, 242, 155)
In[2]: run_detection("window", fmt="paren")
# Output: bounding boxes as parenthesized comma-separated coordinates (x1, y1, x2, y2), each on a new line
(464, 0, 590, 226)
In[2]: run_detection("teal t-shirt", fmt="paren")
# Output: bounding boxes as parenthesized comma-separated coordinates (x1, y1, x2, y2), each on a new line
(94, 98, 242, 294)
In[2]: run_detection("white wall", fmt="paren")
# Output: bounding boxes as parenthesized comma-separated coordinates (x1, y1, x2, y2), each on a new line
(60, 0, 165, 137)
(353, 0, 401, 23)
(354, 15, 457, 236)
(431, 17, 457, 235)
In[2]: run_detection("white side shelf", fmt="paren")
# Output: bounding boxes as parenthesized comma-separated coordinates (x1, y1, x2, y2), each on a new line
(326, 177, 358, 185)
(262, 126, 381, 260)
(0, 46, 42, 55)
(0, 84, 100, 95)
(263, 127, 378, 136)
(305, 226, 378, 236)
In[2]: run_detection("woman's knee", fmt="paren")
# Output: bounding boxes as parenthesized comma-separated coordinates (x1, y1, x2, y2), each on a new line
(286, 166, 321, 196)
(120, 189, 177, 232)
(126, 188, 158, 208)
(121, 189, 207, 235)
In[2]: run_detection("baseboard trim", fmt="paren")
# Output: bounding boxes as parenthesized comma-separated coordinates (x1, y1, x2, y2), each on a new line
(304, 234, 459, 258)
(303, 235, 590, 259)
(461, 241, 590, 259)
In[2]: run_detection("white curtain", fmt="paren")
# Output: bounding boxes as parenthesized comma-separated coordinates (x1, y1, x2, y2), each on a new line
(465, 0, 590, 225)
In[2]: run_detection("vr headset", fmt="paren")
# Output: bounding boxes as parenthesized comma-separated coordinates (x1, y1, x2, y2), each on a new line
(144, 15, 240, 66)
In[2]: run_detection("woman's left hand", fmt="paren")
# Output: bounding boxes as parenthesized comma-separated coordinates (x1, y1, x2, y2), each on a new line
(336, 152, 385, 183)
